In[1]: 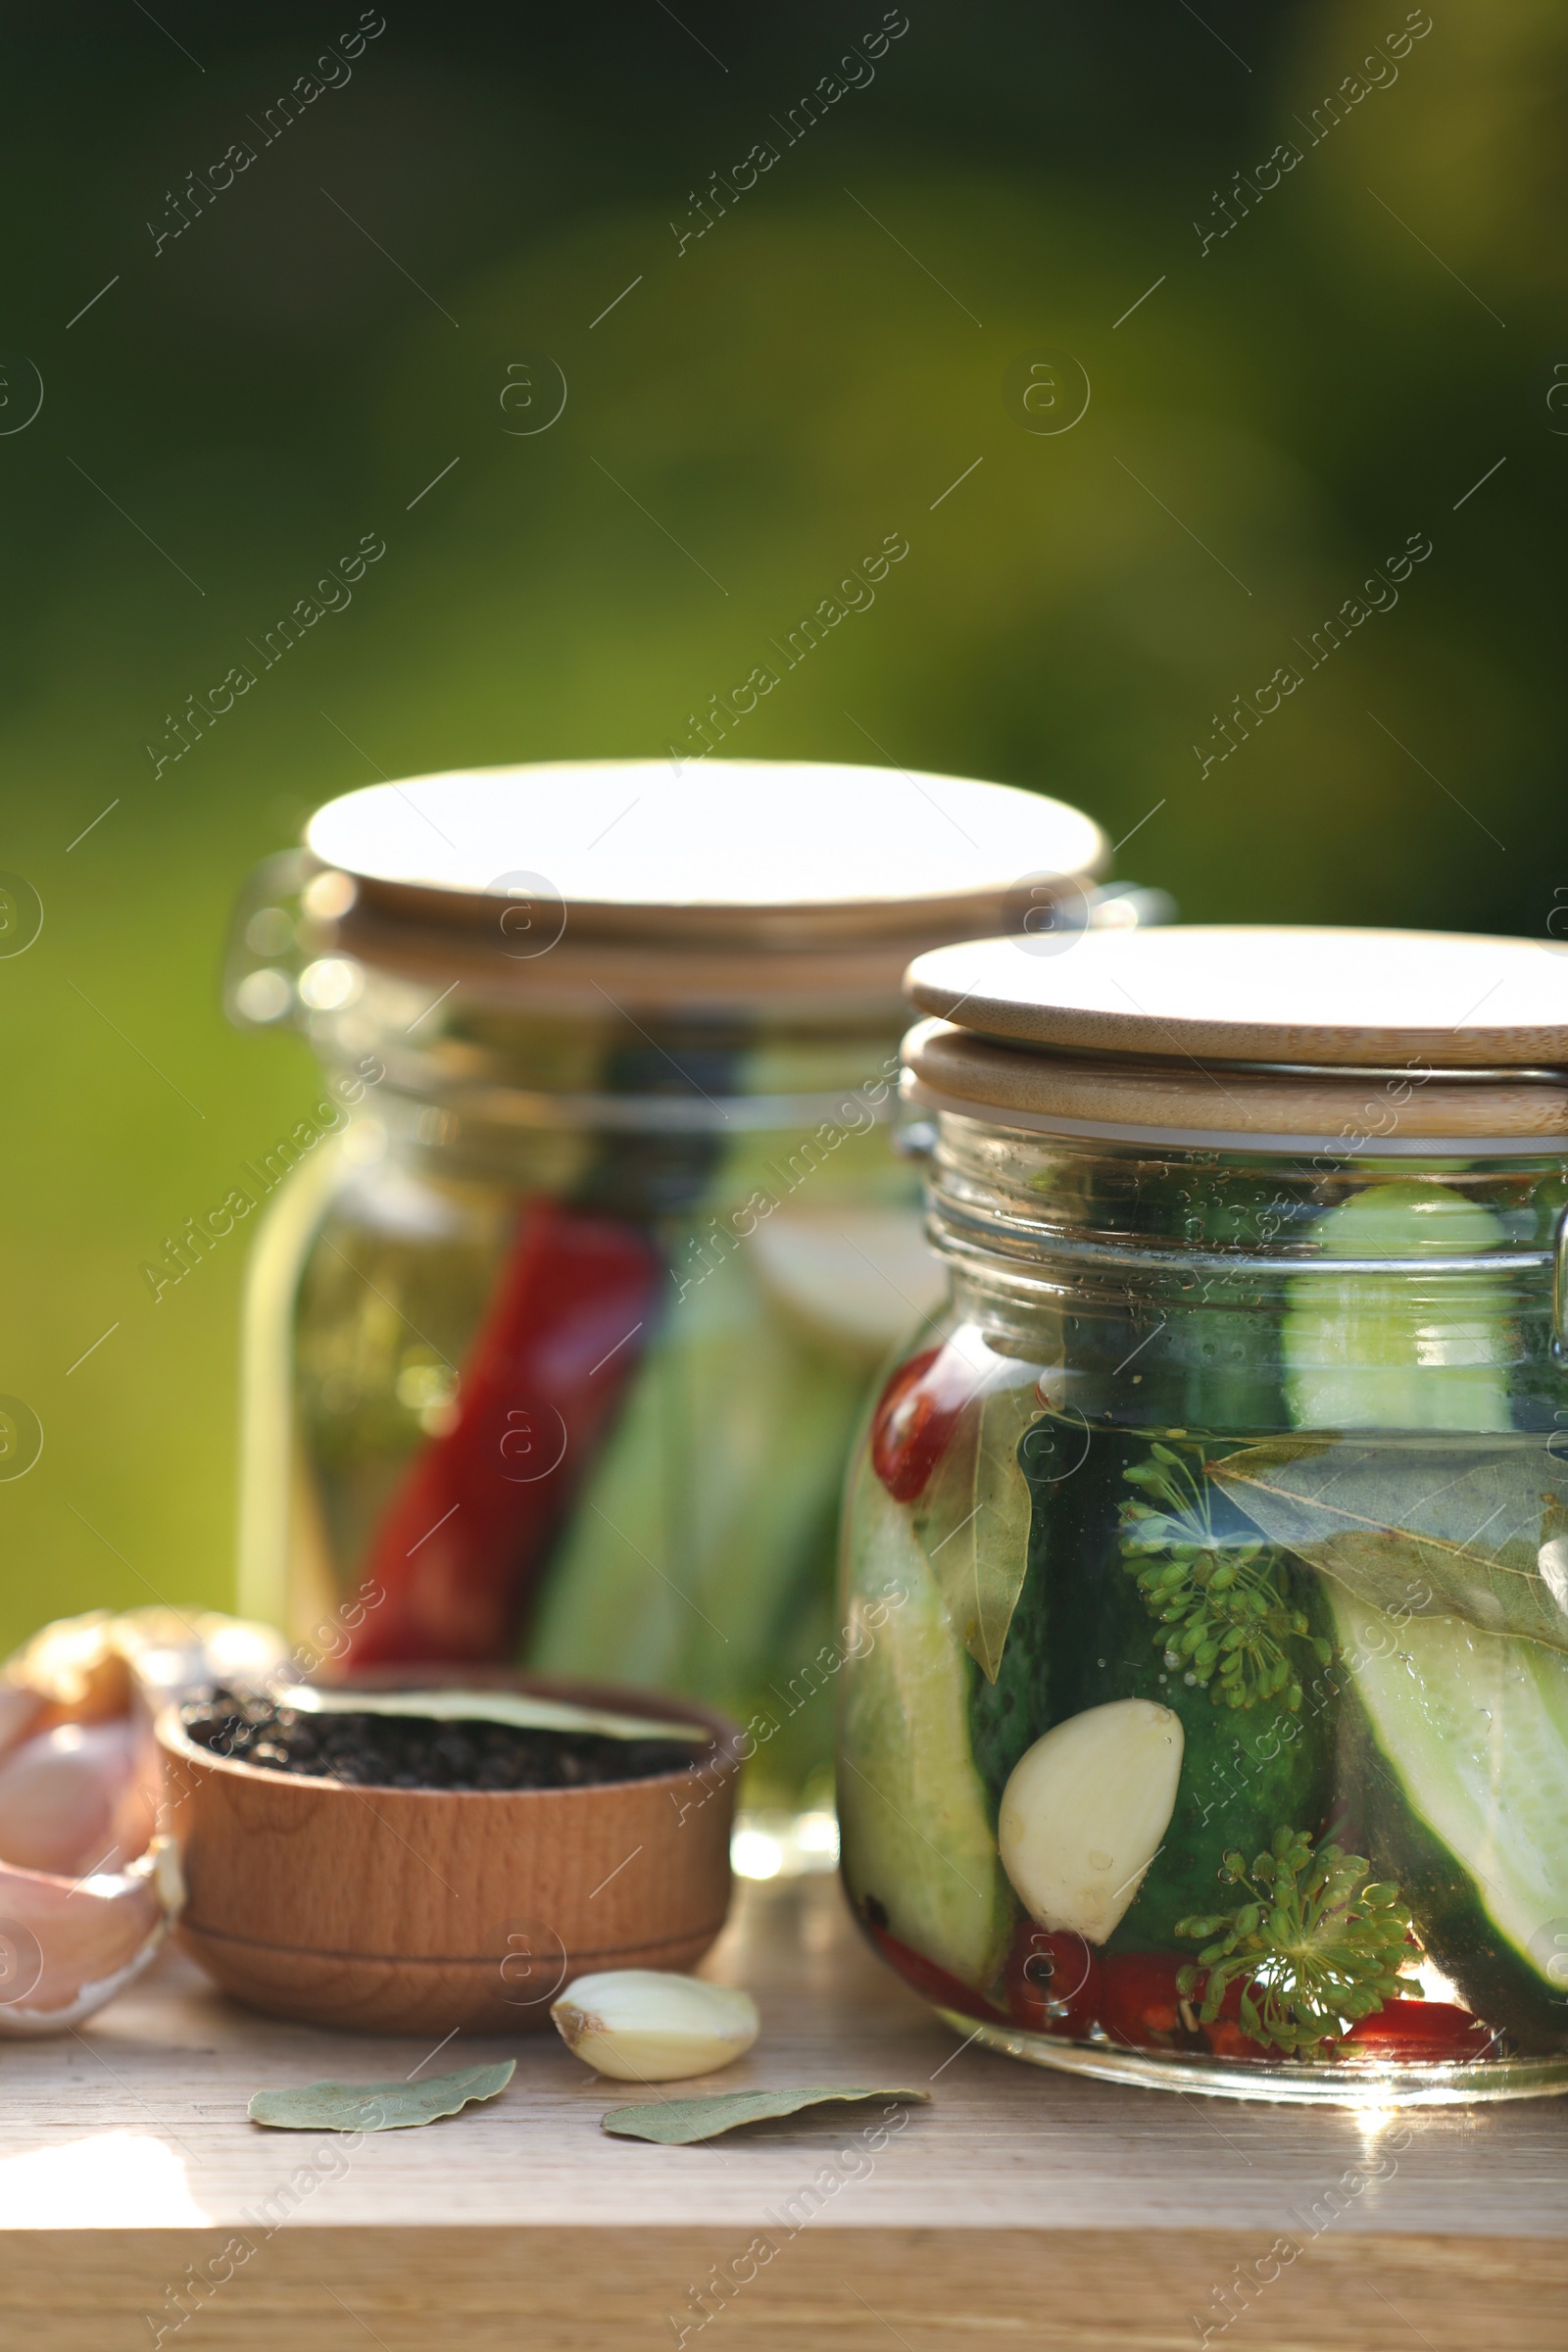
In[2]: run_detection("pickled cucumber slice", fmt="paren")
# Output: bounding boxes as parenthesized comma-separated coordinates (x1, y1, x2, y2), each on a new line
(1283, 1179, 1568, 2042)
(838, 1463, 1013, 1991)
(1282, 1181, 1513, 1434)
(527, 1237, 862, 1710)
(1337, 1592, 1568, 2047)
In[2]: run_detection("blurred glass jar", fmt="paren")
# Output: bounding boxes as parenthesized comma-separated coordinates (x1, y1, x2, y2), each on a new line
(840, 926, 1568, 2100)
(227, 760, 1160, 1805)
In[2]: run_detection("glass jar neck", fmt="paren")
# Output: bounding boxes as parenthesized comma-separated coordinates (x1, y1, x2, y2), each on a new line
(926, 1107, 1566, 1267)
(321, 968, 901, 1127)
(923, 1108, 1568, 1432)
(317, 970, 912, 1211)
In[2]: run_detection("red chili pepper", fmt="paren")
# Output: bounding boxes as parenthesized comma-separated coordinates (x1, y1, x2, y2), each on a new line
(1004, 1921, 1102, 2038)
(870, 1346, 974, 1502)
(863, 1919, 1007, 2026)
(1343, 2000, 1494, 2065)
(1125, 1966, 1280, 2062)
(1100, 1950, 1196, 2049)
(1202, 2015, 1273, 2061)
(345, 1199, 662, 1663)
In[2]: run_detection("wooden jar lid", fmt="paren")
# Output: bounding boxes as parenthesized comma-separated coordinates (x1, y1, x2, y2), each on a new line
(903, 929, 1568, 1147)
(306, 760, 1107, 1014)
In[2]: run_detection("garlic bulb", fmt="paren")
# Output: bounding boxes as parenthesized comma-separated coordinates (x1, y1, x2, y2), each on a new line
(0, 1604, 274, 2034)
(0, 1687, 46, 1767)
(0, 1836, 184, 2035)
(0, 1719, 152, 1879)
(6, 1605, 289, 1724)
(999, 1699, 1184, 1944)
(0, 1605, 287, 1884)
(550, 1971, 760, 2082)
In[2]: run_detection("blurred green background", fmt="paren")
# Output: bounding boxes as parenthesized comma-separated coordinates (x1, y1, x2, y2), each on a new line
(1, 0, 1564, 1651)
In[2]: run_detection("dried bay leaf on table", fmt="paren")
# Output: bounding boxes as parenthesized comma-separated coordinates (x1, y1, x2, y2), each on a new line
(248, 2060, 515, 2132)
(913, 1377, 1039, 1683)
(1211, 1437, 1568, 1652)
(602, 2085, 931, 2144)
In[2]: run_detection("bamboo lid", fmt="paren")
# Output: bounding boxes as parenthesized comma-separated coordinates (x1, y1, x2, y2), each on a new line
(903, 929, 1568, 1147)
(906, 928, 1568, 1067)
(305, 760, 1107, 1013)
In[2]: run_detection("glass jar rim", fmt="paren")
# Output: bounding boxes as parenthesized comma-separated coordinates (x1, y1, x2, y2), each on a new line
(915, 1100, 1568, 1353)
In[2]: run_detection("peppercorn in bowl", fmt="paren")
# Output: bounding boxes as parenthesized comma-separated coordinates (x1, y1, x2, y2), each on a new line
(158, 1668, 742, 2034)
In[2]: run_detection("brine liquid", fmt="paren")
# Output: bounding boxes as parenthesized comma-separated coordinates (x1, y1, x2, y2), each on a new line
(841, 1389, 1568, 2092)
(252, 1138, 934, 1806)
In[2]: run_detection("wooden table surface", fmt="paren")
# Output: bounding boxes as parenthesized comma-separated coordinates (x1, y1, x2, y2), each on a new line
(2, 1871, 1565, 2350)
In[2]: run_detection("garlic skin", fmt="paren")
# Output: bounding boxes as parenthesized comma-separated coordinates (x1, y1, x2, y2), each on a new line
(0, 1834, 185, 2036)
(550, 1971, 760, 2082)
(998, 1699, 1184, 1944)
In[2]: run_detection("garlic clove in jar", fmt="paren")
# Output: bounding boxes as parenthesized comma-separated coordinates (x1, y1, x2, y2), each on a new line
(550, 1971, 760, 2082)
(0, 1835, 184, 2035)
(998, 1699, 1184, 1945)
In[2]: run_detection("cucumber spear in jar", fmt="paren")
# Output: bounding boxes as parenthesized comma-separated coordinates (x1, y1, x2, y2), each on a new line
(836, 1452, 1014, 2000)
(994, 1413, 1338, 1969)
(1249, 1179, 1568, 2052)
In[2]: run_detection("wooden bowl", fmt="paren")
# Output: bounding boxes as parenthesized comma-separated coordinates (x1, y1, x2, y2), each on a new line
(156, 1669, 741, 2034)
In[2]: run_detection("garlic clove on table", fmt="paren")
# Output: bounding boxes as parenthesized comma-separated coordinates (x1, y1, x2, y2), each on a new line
(550, 1970, 760, 2082)
(0, 1835, 185, 2035)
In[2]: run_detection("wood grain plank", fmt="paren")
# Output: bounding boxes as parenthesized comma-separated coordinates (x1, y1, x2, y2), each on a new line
(0, 1874, 1562, 2351)
(2, 2229, 1565, 2352)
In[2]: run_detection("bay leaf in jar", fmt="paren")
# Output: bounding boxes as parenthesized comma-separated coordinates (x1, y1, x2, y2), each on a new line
(911, 1374, 1041, 1685)
(1214, 1436, 1568, 1655)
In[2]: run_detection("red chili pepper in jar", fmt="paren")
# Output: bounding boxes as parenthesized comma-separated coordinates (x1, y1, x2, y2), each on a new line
(1343, 2000, 1495, 2065)
(1004, 1921, 1102, 2038)
(1200, 1984, 1273, 2062)
(862, 1914, 1007, 2026)
(345, 1199, 662, 1663)
(1099, 1950, 1198, 2050)
(870, 1345, 976, 1502)
(1152, 1966, 1272, 2060)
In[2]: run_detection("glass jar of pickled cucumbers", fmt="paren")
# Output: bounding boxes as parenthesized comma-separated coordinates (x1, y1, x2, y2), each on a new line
(839, 926, 1568, 2101)
(226, 760, 1126, 1808)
